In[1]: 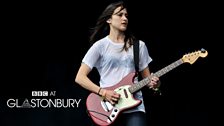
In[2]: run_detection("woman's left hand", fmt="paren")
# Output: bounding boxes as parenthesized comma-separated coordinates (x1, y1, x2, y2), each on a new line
(147, 74, 160, 89)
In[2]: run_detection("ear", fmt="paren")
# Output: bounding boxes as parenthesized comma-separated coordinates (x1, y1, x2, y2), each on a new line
(106, 18, 111, 23)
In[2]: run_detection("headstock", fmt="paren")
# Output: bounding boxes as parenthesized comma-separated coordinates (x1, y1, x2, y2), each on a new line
(182, 48, 208, 64)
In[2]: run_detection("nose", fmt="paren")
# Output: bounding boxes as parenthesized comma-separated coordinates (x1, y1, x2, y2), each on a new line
(122, 15, 128, 21)
(123, 15, 127, 19)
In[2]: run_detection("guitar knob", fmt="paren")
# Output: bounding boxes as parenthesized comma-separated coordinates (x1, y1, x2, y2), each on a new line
(114, 109, 118, 112)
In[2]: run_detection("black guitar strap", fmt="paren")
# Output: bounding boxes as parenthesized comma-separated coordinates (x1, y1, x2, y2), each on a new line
(133, 39, 139, 81)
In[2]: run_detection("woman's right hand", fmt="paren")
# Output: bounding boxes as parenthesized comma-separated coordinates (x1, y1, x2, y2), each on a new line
(100, 89, 120, 105)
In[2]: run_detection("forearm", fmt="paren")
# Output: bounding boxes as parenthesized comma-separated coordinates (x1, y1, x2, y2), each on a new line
(140, 67, 151, 78)
(75, 74, 100, 94)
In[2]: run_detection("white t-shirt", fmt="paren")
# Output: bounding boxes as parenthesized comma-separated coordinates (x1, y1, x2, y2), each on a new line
(82, 36, 152, 113)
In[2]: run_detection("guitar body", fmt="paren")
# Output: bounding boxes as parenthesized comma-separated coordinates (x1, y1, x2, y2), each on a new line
(86, 72, 141, 126)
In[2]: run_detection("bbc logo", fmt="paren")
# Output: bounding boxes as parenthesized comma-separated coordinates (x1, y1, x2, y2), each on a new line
(32, 91, 48, 96)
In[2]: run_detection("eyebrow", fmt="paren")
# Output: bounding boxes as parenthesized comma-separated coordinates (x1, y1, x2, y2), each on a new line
(113, 11, 127, 16)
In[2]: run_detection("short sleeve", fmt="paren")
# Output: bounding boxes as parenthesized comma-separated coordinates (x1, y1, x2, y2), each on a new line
(82, 43, 101, 69)
(138, 40, 152, 71)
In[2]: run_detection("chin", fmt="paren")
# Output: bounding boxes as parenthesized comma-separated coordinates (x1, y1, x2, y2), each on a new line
(120, 27, 127, 31)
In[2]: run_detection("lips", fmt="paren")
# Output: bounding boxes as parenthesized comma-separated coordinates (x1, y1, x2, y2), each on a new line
(121, 22, 128, 26)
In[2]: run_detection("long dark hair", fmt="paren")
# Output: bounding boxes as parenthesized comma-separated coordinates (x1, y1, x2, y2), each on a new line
(89, 1, 137, 51)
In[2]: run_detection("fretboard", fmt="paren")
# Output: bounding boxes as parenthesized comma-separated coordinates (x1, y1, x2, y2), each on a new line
(129, 59, 183, 93)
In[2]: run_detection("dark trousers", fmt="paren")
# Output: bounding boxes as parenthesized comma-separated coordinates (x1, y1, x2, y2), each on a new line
(110, 111, 148, 126)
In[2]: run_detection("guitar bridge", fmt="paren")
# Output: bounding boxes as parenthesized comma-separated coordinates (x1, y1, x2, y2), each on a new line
(101, 100, 113, 112)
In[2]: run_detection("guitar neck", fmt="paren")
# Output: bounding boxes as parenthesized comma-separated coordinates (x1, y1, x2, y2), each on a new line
(129, 59, 184, 93)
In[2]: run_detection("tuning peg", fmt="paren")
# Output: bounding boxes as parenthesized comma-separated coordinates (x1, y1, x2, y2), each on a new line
(201, 48, 206, 53)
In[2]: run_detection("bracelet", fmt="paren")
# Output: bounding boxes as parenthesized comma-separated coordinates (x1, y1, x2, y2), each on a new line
(97, 88, 102, 95)
(102, 90, 106, 97)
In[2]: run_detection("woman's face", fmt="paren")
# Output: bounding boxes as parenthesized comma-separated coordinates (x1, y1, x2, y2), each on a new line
(108, 6, 128, 32)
